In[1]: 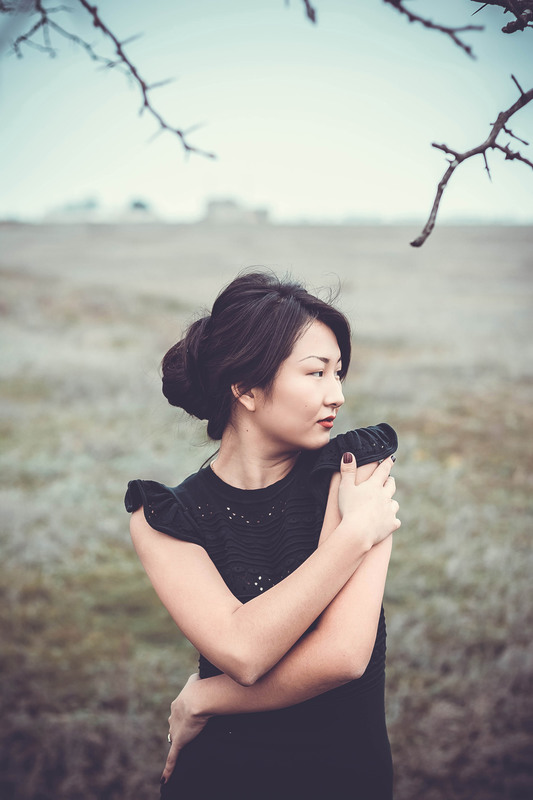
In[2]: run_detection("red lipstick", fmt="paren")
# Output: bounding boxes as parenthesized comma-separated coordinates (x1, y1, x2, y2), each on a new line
(318, 416, 335, 429)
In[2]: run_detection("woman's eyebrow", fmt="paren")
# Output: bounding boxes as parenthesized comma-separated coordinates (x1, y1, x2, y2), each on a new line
(298, 355, 342, 364)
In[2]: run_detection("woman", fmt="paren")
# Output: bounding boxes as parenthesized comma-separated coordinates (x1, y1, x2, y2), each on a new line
(125, 271, 400, 799)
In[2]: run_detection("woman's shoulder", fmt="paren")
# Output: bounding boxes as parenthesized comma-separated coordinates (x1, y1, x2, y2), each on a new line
(124, 470, 209, 545)
(310, 422, 398, 477)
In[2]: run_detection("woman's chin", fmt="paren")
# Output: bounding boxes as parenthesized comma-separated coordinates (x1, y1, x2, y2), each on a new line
(305, 428, 334, 450)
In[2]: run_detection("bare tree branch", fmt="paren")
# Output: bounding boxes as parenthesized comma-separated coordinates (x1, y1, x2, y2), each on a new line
(12, 2, 112, 63)
(2, 0, 532, 242)
(4, 0, 216, 159)
(411, 80, 533, 247)
(382, 0, 484, 58)
(470, 1, 533, 32)
(76, 1, 215, 158)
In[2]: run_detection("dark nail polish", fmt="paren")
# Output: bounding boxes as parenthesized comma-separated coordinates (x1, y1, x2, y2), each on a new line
(391, 455, 396, 462)
(343, 452, 353, 464)
(160, 776, 166, 785)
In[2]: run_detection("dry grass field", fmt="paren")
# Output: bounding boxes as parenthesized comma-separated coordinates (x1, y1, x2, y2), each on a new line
(1, 221, 532, 799)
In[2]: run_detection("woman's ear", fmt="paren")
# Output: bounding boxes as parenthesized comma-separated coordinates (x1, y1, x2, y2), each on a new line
(231, 383, 256, 412)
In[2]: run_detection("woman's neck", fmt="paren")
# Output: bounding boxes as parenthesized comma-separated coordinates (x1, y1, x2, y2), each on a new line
(210, 424, 300, 490)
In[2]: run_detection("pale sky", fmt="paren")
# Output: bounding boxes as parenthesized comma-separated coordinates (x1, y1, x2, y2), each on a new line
(1, 0, 532, 222)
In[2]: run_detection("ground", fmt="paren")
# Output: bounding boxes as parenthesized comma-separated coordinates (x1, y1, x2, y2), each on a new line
(1, 222, 532, 799)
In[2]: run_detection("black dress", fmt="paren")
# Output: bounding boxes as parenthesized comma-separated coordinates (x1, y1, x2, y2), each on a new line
(125, 424, 398, 800)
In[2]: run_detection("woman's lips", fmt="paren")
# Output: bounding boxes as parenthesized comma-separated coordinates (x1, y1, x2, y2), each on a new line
(318, 417, 335, 429)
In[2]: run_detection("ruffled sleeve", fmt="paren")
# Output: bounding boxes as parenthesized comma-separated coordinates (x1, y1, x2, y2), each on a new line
(310, 422, 398, 503)
(124, 479, 203, 546)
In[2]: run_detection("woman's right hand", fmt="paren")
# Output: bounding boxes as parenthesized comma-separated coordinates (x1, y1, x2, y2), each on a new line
(337, 454, 400, 547)
(161, 674, 210, 787)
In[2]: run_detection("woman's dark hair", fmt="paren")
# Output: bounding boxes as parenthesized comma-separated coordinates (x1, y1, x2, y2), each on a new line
(161, 270, 351, 440)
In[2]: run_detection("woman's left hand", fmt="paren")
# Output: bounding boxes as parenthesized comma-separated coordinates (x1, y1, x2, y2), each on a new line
(161, 673, 210, 786)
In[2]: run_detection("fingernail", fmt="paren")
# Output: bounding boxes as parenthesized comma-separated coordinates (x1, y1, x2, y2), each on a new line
(160, 776, 166, 785)
(391, 455, 396, 462)
(343, 452, 353, 464)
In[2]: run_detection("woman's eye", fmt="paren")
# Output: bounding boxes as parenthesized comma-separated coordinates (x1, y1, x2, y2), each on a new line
(310, 371, 324, 378)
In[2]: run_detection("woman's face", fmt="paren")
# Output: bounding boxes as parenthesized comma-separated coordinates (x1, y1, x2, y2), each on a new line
(252, 319, 345, 453)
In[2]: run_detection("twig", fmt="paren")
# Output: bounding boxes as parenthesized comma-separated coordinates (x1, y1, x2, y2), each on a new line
(77, 0, 215, 158)
(301, 0, 317, 23)
(502, 125, 529, 145)
(285, 1, 316, 23)
(6, 0, 215, 158)
(382, 0, 484, 58)
(411, 81, 533, 247)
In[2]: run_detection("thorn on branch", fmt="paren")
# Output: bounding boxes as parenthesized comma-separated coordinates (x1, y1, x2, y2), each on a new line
(503, 124, 529, 145)
(148, 78, 176, 91)
(483, 151, 492, 180)
(511, 74, 525, 96)
(183, 121, 207, 136)
(120, 33, 143, 47)
(99, 59, 121, 70)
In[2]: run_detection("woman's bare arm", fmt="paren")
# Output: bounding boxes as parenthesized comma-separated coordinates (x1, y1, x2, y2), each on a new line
(160, 461, 393, 783)
(179, 462, 389, 709)
(131, 456, 398, 688)
(180, 539, 391, 711)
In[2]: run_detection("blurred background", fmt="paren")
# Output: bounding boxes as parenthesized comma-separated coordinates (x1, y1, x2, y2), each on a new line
(1, 1, 532, 798)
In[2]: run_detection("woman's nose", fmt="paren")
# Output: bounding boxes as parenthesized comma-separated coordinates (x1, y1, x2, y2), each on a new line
(328, 379, 345, 408)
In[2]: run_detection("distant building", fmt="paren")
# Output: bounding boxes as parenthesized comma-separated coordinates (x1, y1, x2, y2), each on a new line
(202, 198, 270, 225)
(115, 199, 159, 224)
(44, 197, 101, 223)
(43, 197, 160, 224)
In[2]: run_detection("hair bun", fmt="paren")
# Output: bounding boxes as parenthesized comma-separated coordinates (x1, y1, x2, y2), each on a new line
(161, 316, 211, 419)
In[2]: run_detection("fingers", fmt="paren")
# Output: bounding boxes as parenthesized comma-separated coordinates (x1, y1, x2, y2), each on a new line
(372, 455, 396, 484)
(384, 475, 396, 498)
(373, 457, 401, 532)
(341, 453, 396, 485)
(161, 739, 180, 786)
(340, 451, 357, 478)
(161, 707, 182, 787)
(391, 497, 401, 530)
